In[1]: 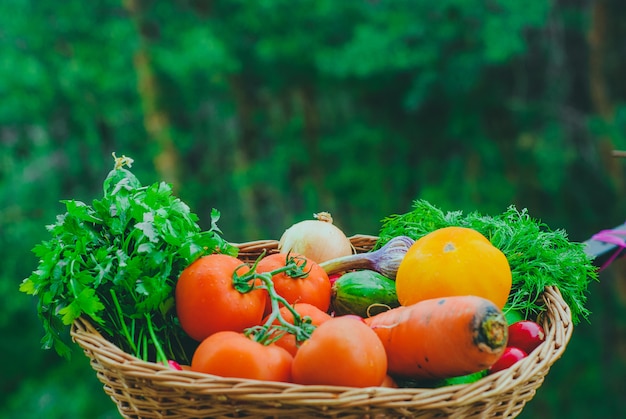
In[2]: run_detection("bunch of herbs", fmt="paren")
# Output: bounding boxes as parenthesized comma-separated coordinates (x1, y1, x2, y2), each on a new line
(377, 200, 598, 324)
(20, 155, 237, 364)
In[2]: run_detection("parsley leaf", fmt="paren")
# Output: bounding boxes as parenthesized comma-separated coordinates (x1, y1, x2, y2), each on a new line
(20, 157, 237, 364)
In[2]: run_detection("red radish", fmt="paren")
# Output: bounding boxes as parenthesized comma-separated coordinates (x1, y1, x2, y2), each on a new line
(328, 273, 342, 286)
(167, 360, 183, 370)
(508, 320, 545, 354)
(489, 347, 527, 374)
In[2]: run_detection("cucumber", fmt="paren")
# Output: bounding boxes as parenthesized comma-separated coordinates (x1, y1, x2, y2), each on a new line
(394, 369, 488, 389)
(435, 369, 488, 387)
(331, 270, 400, 317)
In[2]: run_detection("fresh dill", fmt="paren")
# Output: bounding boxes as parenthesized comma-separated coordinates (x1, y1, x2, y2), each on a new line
(377, 200, 598, 324)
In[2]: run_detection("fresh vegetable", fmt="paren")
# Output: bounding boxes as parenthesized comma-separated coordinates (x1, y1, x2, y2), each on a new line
(437, 370, 488, 387)
(393, 369, 489, 389)
(19, 154, 235, 363)
(488, 347, 527, 374)
(168, 360, 184, 371)
(395, 226, 512, 309)
(320, 235, 415, 279)
(264, 303, 332, 356)
(175, 254, 267, 341)
(508, 320, 545, 354)
(291, 315, 388, 387)
(365, 295, 508, 380)
(278, 212, 353, 263)
(188, 255, 322, 381)
(487, 320, 542, 374)
(378, 199, 598, 324)
(256, 252, 331, 315)
(238, 258, 320, 349)
(504, 309, 524, 325)
(380, 375, 399, 388)
(331, 270, 400, 317)
(328, 273, 341, 285)
(191, 331, 293, 382)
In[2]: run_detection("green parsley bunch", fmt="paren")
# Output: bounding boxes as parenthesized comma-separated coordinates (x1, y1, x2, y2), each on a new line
(20, 154, 236, 363)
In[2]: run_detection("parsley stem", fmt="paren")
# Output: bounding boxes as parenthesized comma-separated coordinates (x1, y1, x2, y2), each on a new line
(110, 289, 138, 355)
(144, 313, 168, 364)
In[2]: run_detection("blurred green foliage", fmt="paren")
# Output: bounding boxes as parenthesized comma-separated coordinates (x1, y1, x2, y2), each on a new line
(2, 0, 626, 418)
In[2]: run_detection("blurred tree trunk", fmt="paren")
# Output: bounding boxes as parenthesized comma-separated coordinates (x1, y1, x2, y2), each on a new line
(229, 75, 262, 239)
(588, 0, 626, 380)
(299, 85, 333, 211)
(123, 0, 180, 190)
(588, 0, 623, 193)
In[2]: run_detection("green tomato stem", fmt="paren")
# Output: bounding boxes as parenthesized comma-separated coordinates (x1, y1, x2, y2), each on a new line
(235, 255, 316, 346)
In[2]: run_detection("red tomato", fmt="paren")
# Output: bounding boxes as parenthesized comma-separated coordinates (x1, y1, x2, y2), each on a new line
(291, 315, 388, 387)
(263, 303, 332, 356)
(191, 331, 293, 383)
(175, 254, 266, 341)
(256, 252, 331, 315)
(380, 375, 398, 388)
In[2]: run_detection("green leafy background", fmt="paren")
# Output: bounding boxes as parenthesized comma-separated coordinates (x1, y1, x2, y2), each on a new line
(2, 1, 626, 418)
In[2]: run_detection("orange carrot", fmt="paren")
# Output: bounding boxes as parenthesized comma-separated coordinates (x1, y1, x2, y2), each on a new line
(364, 295, 508, 380)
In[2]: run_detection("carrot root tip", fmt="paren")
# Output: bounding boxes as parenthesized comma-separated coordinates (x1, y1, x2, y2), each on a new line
(476, 310, 508, 351)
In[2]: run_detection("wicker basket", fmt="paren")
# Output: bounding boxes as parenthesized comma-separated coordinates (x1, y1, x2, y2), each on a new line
(71, 235, 573, 419)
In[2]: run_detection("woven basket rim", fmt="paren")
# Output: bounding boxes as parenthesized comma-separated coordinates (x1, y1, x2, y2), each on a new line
(71, 285, 571, 397)
(70, 235, 574, 416)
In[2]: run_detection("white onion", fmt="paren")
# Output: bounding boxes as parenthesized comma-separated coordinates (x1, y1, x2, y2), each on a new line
(278, 212, 353, 263)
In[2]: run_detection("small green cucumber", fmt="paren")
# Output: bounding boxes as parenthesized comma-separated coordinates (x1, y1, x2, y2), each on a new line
(435, 369, 488, 387)
(331, 270, 400, 317)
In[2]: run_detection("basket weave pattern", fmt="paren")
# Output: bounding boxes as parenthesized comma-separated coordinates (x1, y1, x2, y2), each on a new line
(71, 235, 573, 418)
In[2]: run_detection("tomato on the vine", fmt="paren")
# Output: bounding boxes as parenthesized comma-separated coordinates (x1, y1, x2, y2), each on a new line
(291, 315, 387, 387)
(264, 303, 332, 356)
(175, 254, 266, 341)
(256, 252, 331, 315)
(191, 331, 293, 382)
